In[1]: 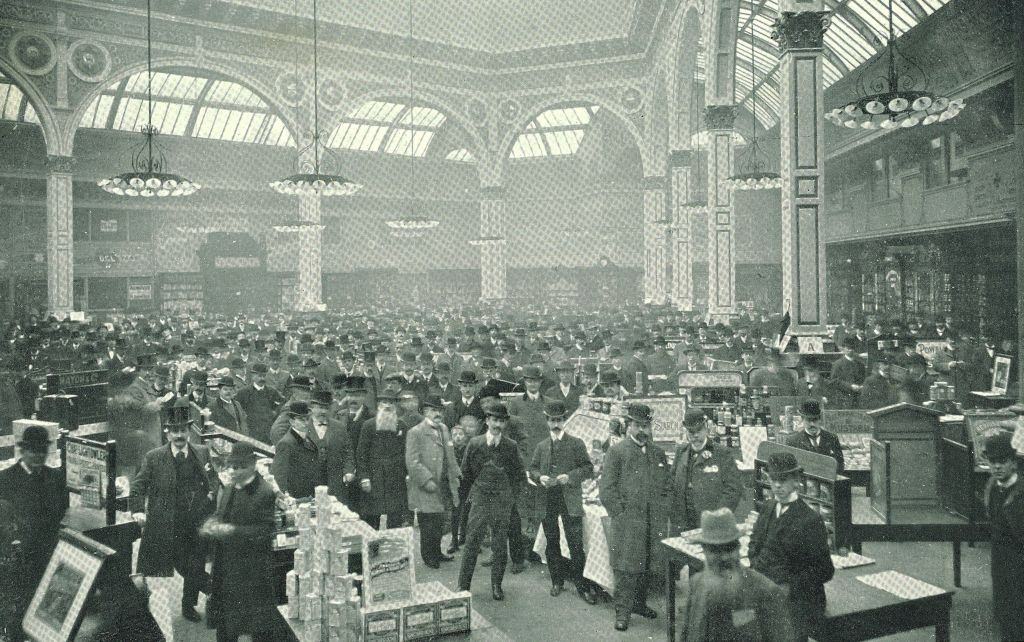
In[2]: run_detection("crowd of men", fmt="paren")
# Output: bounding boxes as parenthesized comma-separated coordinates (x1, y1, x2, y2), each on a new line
(0, 304, 1019, 640)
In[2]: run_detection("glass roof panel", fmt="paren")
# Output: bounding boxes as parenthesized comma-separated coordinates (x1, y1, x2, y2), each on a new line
(398, 105, 446, 128)
(510, 104, 598, 159)
(510, 132, 547, 158)
(445, 148, 475, 162)
(0, 73, 40, 124)
(330, 100, 451, 156)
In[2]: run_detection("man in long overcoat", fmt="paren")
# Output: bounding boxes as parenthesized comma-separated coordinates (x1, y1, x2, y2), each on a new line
(405, 395, 461, 568)
(234, 363, 284, 445)
(599, 403, 671, 631)
(202, 443, 278, 642)
(131, 418, 217, 621)
(356, 393, 411, 529)
(669, 411, 742, 534)
(982, 430, 1024, 641)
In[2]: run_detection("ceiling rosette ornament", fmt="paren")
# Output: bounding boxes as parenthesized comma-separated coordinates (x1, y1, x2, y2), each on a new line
(276, 71, 306, 108)
(9, 32, 57, 76)
(621, 86, 644, 114)
(68, 40, 111, 83)
(498, 98, 521, 123)
(317, 78, 346, 112)
(466, 97, 488, 126)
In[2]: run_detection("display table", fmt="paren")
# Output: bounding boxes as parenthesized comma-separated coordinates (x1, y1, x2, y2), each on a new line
(968, 391, 1015, 409)
(661, 538, 953, 642)
(850, 493, 988, 588)
(531, 503, 614, 592)
(276, 604, 507, 641)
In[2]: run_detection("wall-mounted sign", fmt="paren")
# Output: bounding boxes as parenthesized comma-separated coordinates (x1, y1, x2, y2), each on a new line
(213, 256, 261, 269)
(127, 283, 153, 301)
(98, 219, 118, 233)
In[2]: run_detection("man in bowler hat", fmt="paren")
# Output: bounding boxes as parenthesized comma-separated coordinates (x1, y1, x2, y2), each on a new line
(670, 410, 743, 534)
(982, 430, 1024, 641)
(785, 400, 845, 473)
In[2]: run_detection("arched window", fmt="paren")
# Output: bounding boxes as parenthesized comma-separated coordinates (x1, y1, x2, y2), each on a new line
(509, 105, 600, 159)
(327, 100, 447, 156)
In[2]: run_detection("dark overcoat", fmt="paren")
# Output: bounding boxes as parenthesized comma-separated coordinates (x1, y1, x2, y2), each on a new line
(272, 429, 322, 499)
(528, 434, 593, 521)
(131, 443, 217, 576)
(669, 441, 743, 533)
(356, 416, 412, 515)
(984, 477, 1024, 641)
(785, 430, 846, 474)
(598, 438, 671, 573)
(0, 463, 68, 586)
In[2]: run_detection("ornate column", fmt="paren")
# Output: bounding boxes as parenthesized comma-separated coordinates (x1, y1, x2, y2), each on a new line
(773, 7, 830, 332)
(46, 155, 75, 317)
(704, 106, 737, 319)
(294, 193, 324, 311)
(642, 175, 669, 305)
(1014, 0, 1024, 402)
(669, 150, 695, 310)
(478, 186, 507, 302)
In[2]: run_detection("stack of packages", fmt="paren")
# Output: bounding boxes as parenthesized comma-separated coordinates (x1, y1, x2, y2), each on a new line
(286, 486, 362, 642)
(361, 580, 472, 641)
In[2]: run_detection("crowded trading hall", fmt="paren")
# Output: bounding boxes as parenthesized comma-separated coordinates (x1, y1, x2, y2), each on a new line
(0, 0, 1022, 640)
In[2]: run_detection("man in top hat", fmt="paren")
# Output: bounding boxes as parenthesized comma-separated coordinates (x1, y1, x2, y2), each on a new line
(620, 340, 650, 395)
(748, 451, 834, 641)
(356, 393, 412, 530)
(785, 400, 845, 473)
(0, 424, 69, 636)
(405, 395, 461, 568)
(206, 374, 249, 437)
(982, 430, 1024, 641)
(457, 402, 526, 601)
(234, 363, 285, 446)
(681, 508, 794, 642)
(669, 410, 743, 535)
(446, 370, 485, 427)
(272, 401, 323, 499)
(544, 360, 584, 412)
(599, 403, 670, 631)
(528, 400, 598, 604)
(203, 442, 278, 642)
(131, 410, 217, 622)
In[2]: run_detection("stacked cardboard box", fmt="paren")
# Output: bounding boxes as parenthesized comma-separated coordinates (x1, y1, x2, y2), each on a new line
(361, 582, 472, 641)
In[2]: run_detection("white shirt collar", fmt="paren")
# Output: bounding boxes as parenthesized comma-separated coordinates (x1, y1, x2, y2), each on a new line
(560, 383, 571, 393)
(997, 473, 1018, 490)
(171, 443, 188, 458)
(527, 392, 540, 401)
(234, 474, 256, 489)
(550, 430, 563, 442)
(487, 433, 501, 447)
(775, 491, 799, 517)
(20, 461, 36, 475)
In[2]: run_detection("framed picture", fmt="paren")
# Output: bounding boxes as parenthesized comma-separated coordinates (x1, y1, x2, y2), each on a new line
(991, 355, 1012, 395)
(22, 529, 114, 642)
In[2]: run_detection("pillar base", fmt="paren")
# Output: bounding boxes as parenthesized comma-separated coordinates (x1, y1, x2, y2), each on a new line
(47, 309, 74, 320)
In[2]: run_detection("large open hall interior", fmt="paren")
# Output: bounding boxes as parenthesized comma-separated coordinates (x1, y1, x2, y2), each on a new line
(0, 0, 1022, 640)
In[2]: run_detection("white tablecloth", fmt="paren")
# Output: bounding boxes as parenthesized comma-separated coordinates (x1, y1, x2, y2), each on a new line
(532, 503, 614, 591)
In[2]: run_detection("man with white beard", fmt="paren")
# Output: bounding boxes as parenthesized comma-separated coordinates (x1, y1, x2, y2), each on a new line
(356, 394, 411, 529)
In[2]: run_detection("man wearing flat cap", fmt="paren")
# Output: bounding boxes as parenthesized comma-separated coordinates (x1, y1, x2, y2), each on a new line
(0, 425, 69, 637)
(529, 400, 597, 604)
(405, 395, 461, 569)
(670, 410, 743, 535)
(681, 508, 794, 641)
(203, 442, 278, 641)
(599, 403, 671, 631)
(458, 402, 526, 601)
(235, 362, 284, 446)
(785, 400, 844, 473)
(982, 430, 1024, 641)
(748, 451, 834, 641)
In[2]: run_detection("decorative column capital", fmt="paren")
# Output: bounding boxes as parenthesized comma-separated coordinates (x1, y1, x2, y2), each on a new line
(46, 155, 76, 174)
(641, 175, 668, 191)
(669, 149, 693, 168)
(771, 11, 831, 52)
(703, 105, 737, 131)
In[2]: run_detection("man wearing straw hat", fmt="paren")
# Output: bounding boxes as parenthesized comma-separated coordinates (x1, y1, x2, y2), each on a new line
(748, 452, 834, 641)
(681, 508, 794, 641)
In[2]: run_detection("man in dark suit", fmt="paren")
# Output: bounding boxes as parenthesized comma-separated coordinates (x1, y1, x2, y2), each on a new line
(599, 403, 670, 631)
(669, 410, 743, 534)
(131, 417, 217, 621)
(234, 363, 284, 445)
(858, 357, 897, 410)
(829, 337, 867, 408)
(397, 352, 429, 402)
(528, 400, 597, 604)
(446, 370, 485, 427)
(785, 400, 845, 473)
(202, 443, 278, 642)
(427, 361, 459, 403)
(620, 341, 650, 395)
(981, 431, 1024, 642)
(749, 452, 835, 641)
(206, 375, 248, 436)
(457, 403, 525, 601)
(272, 401, 323, 499)
(357, 394, 412, 529)
(0, 425, 68, 639)
(544, 360, 584, 412)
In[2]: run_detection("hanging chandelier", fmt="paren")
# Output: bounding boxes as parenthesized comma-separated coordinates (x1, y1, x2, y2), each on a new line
(825, 0, 962, 130)
(98, 0, 199, 197)
(723, 12, 781, 191)
(269, 0, 361, 196)
(384, 0, 439, 237)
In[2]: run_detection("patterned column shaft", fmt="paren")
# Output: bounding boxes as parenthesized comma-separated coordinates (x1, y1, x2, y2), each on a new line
(295, 192, 323, 311)
(46, 155, 75, 317)
(670, 150, 693, 309)
(774, 10, 830, 330)
(642, 176, 668, 305)
(704, 106, 737, 318)
(479, 188, 506, 301)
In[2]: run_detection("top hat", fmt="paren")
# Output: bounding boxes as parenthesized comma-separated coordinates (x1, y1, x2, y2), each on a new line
(341, 351, 355, 361)
(765, 452, 802, 477)
(457, 370, 478, 385)
(226, 442, 257, 467)
(984, 431, 1017, 462)
(799, 400, 822, 420)
(484, 403, 510, 420)
(543, 400, 568, 420)
(346, 375, 368, 392)
(18, 425, 52, 451)
(694, 508, 741, 545)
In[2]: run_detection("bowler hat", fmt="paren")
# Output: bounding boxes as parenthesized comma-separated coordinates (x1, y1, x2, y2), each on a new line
(522, 365, 543, 380)
(480, 357, 498, 369)
(434, 361, 452, 373)
(457, 370, 478, 384)
(626, 403, 653, 424)
(543, 400, 568, 420)
(599, 370, 620, 385)
(694, 508, 741, 545)
(555, 360, 574, 372)
(400, 352, 417, 364)
(286, 401, 311, 417)
(231, 358, 246, 369)
(290, 375, 312, 389)
(484, 403, 510, 420)
(799, 399, 822, 419)
(683, 410, 708, 430)
(311, 390, 332, 406)
(217, 375, 236, 388)
(765, 452, 802, 477)
(582, 363, 599, 375)
(984, 431, 1017, 462)
(346, 376, 368, 392)
(422, 395, 445, 410)
(18, 425, 52, 451)
(251, 362, 268, 374)
(226, 442, 257, 467)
